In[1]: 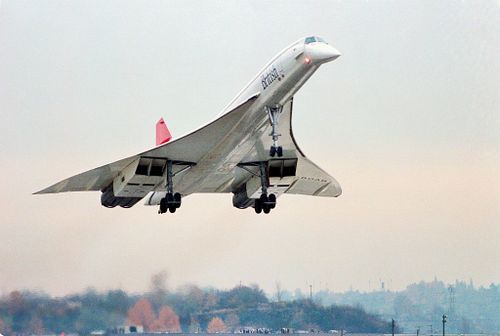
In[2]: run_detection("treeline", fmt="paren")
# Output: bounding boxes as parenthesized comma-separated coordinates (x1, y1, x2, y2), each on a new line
(304, 280, 499, 334)
(0, 283, 391, 335)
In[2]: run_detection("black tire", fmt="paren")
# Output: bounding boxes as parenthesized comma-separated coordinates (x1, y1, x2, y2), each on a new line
(169, 206, 176, 213)
(268, 193, 276, 209)
(263, 205, 271, 214)
(260, 193, 268, 203)
(174, 192, 182, 208)
(166, 193, 174, 202)
(255, 199, 262, 213)
(160, 198, 168, 214)
(110, 198, 121, 208)
(269, 146, 276, 157)
(277, 146, 283, 157)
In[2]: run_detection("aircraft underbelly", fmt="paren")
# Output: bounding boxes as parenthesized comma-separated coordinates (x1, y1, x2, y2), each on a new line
(175, 104, 270, 194)
(174, 63, 312, 195)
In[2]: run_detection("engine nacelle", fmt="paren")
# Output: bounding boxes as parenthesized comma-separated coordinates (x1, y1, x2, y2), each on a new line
(101, 185, 142, 208)
(144, 191, 167, 206)
(232, 184, 255, 209)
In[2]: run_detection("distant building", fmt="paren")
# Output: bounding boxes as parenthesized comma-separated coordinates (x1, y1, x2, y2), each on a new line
(109, 325, 144, 334)
(91, 331, 106, 336)
(239, 327, 256, 333)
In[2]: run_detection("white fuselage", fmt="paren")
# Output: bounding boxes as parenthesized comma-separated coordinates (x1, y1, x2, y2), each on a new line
(147, 37, 340, 203)
(221, 38, 335, 116)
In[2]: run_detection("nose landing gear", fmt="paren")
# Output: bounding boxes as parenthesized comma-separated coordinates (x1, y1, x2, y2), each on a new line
(267, 105, 283, 157)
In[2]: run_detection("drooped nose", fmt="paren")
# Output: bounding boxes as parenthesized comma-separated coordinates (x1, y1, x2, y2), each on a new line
(306, 44, 341, 64)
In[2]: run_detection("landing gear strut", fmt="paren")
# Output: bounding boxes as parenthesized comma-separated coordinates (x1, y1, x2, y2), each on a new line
(253, 162, 277, 214)
(267, 105, 283, 157)
(158, 160, 185, 214)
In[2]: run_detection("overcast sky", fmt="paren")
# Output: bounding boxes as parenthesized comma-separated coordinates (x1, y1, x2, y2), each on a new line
(0, 0, 498, 296)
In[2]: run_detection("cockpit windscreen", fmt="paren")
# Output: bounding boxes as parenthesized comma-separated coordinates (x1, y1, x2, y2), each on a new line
(305, 36, 328, 44)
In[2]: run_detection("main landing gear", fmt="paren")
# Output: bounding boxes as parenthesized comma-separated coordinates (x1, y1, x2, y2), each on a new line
(267, 105, 283, 157)
(158, 160, 194, 214)
(253, 162, 277, 214)
(159, 192, 181, 214)
(254, 193, 276, 214)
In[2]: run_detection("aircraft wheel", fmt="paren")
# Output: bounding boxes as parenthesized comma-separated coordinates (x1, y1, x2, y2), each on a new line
(269, 146, 276, 157)
(169, 206, 176, 213)
(268, 194, 276, 209)
(260, 193, 268, 203)
(160, 198, 168, 214)
(263, 205, 271, 214)
(166, 193, 173, 201)
(174, 192, 182, 208)
(254, 200, 262, 214)
(277, 146, 283, 157)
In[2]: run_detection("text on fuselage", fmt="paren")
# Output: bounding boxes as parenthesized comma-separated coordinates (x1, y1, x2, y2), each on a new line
(261, 65, 285, 90)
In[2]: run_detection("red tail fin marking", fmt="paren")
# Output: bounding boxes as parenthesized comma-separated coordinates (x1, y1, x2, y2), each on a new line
(156, 118, 172, 146)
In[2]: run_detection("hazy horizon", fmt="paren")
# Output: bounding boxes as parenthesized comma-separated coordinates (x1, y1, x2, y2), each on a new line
(0, 0, 498, 297)
(1, 272, 496, 298)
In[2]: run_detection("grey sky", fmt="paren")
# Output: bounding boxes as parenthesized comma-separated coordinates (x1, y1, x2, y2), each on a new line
(0, 0, 498, 296)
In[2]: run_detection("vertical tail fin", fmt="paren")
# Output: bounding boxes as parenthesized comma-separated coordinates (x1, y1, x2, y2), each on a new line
(156, 118, 172, 146)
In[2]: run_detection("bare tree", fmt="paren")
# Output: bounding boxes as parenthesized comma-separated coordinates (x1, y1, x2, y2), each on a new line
(275, 282, 283, 302)
(225, 313, 240, 332)
(188, 316, 201, 333)
(150, 270, 169, 296)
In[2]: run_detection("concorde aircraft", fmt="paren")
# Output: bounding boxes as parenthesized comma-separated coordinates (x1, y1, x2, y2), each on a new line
(35, 36, 342, 214)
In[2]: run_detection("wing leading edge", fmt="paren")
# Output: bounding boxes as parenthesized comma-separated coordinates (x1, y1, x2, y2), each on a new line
(35, 94, 259, 195)
(35, 94, 341, 202)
